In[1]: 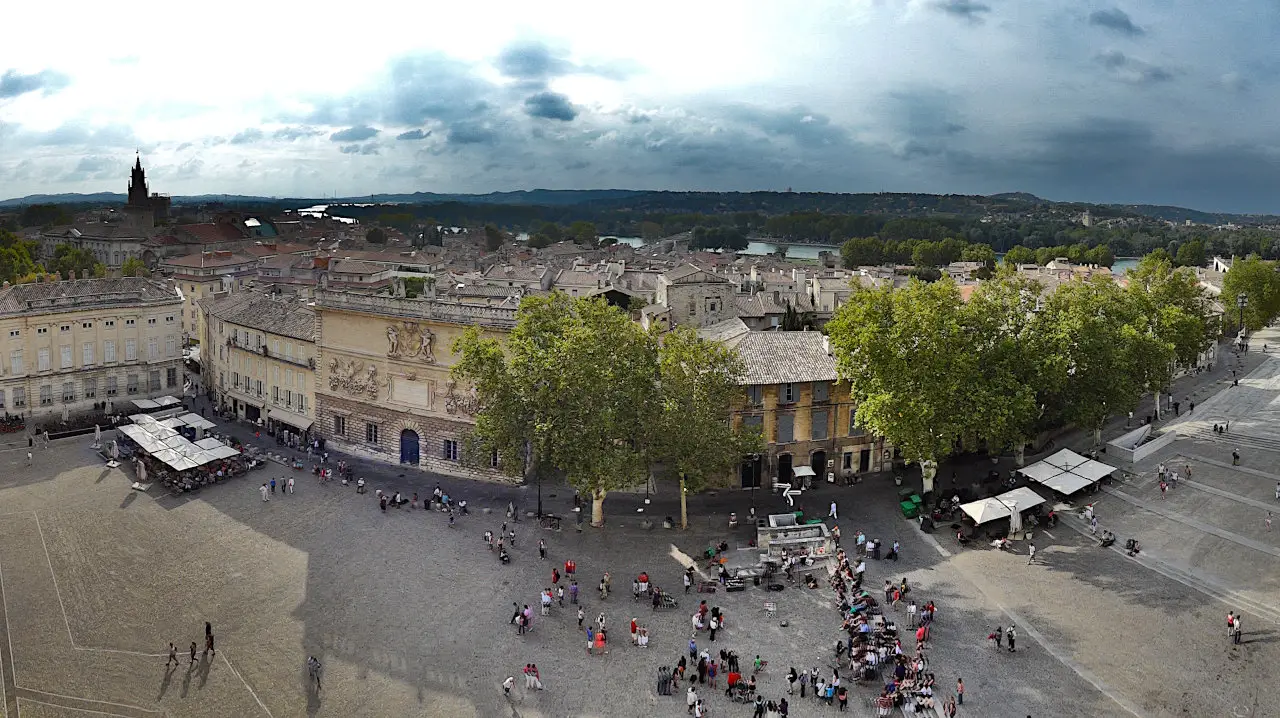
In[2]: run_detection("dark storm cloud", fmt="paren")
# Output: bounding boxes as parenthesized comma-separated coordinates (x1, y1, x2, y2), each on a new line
(0, 69, 70, 99)
(497, 41, 571, 81)
(930, 0, 991, 23)
(330, 125, 380, 142)
(229, 128, 265, 145)
(523, 92, 577, 121)
(1095, 50, 1174, 84)
(396, 129, 430, 140)
(1088, 8, 1144, 37)
(447, 121, 500, 146)
(726, 105, 848, 148)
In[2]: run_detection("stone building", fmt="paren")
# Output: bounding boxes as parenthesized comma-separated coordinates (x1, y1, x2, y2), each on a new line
(199, 292, 317, 439)
(653, 264, 736, 328)
(160, 252, 258, 344)
(313, 291, 515, 482)
(730, 331, 891, 488)
(0, 277, 183, 420)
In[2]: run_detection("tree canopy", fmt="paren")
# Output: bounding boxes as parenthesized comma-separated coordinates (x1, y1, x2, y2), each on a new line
(1222, 255, 1280, 332)
(365, 227, 387, 244)
(120, 257, 151, 277)
(47, 244, 105, 281)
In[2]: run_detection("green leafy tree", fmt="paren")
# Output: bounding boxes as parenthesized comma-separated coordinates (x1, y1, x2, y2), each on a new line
(19, 204, 72, 228)
(1002, 245, 1036, 265)
(960, 243, 997, 268)
(120, 257, 151, 277)
(0, 231, 37, 284)
(1126, 254, 1213, 366)
(47, 244, 105, 280)
(827, 279, 979, 483)
(1222, 255, 1280, 332)
(640, 221, 665, 241)
(537, 222, 564, 243)
(528, 233, 553, 249)
(1086, 244, 1115, 267)
(453, 294, 657, 527)
(366, 227, 387, 244)
(483, 224, 505, 251)
(568, 221, 598, 246)
(841, 237, 884, 268)
(648, 327, 763, 527)
(1175, 239, 1207, 268)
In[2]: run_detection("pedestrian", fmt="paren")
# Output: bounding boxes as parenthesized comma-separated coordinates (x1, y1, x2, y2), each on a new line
(552, 568, 561, 585)
(1174, 401, 1180, 416)
(908, 600, 918, 627)
(1089, 515, 1098, 535)
(957, 677, 964, 705)
(684, 571, 693, 594)
(687, 685, 698, 714)
(25, 450, 31, 466)
(205, 632, 215, 657)
(259, 483, 269, 502)
(1234, 449, 1241, 466)
(577, 606, 585, 629)
(502, 675, 515, 697)
(946, 695, 958, 717)
(709, 614, 718, 641)
(166, 642, 179, 668)
(992, 624, 1003, 649)
(539, 539, 547, 560)
(1027, 543, 1036, 565)
(570, 580, 579, 604)
(270, 477, 276, 494)
(43, 430, 49, 447)
(1006, 625, 1017, 652)
(689, 634, 697, 660)
(1267, 512, 1273, 532)
(565, 558, 576, 577)
(530, 663, 543, 690)
(1159, 480, 1168, 498)
(1234, 614, 1243, 644)
(287, 477, 295, 494)
(189, 641, 198, 665)
(829, 500, 838, 519)
(1274, 482, 1279, 501)
(1227, 611, 1235, 637)
(557, 585, 565, 607)
(1189, 401, 1195, 413)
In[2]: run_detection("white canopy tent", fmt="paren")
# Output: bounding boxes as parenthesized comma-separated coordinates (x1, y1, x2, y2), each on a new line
(1042, 449, 1090, 471)
(117, 415, 239, 471)
(960, 487, 1048, 526)
(1020, 451, 1116, 496)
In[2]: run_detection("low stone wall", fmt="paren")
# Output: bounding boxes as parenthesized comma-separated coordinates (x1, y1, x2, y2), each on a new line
(1107, 425, 1176, 463)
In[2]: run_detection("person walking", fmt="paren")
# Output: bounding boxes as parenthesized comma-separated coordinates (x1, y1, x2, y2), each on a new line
(259, 483, 269, 502)
(1159, 480, 1168, 498)
(204, 623, 215, 657)
(577, 606, 585, 629)
(189, 641, 198, 666)
(684, 571, 693, 594)
(1089, 515, 1099, 535)
(992, 625, 1003, 649)
(1006, 625, 1017, 652)
(1027, 543, 1036, 565)
(709, 614, 719, 642)
(829, 500, 838, 519)
(1268, 512, 1274, 532)
(270, 477, 276, 494)
(1227, 611, 1236, 638)
(502, 675, 515, 697)
(1234, 449, 1241, 466)
(570, 580, 579, 605)
(539, 539, 547, 560)
(287, 477, 295, 494)
(1234, 614, 1244, 645)
(557, 584, 565, 607)
(956, 678, 964, 705)
(166, 642, 179, 668)
(25, 450, 31, 466)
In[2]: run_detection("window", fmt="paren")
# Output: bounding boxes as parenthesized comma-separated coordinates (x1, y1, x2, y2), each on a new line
(298, 395, 307, 413)
(166, 336, 176, 357)
(334, 416, 346, 436)
(125, 319, 135, 326)
(37, 348, 50, 372)
(147, 337, 158, 360)
(284, 343, 293, 361)
(12, 387, 24, 407)
(273, 386, 280, 403)
(165, 315, 174, 323)
(104, 320, 114, 328)
(82, 343, 94, 366)
(285, 369, 293, 388)
(59, 325, 69, 333)
(296, 372, 304, 389)
(37, 327, 47, 335)
(849, 408, 865, 437)
(253, 379, 262, 397)
(443, 439, 460, 461)
(125, 339, 137, 361)
(104, 340, 116, 363)
(149, 371, 161, 392)
(232, 372, 241, 388)
(741, 414, 764, 437)
(7, 330, 17, 338)
(81, 322, 92, 329)
(813, 382, 829, 402)
(10, 350, 22, 375)
(780, 383, 796, 404)
(60, 345, 72, 369)
(39, 385, 52, 406)
(272, 339, 280, 355)
(811, 409, 829, 440)
(490, 449, 500, 468)
(365, 422, 378, 444)
(746, 386, 763, 405)
(62, 382, 75, 402)
(843, 452, 853, 470)
(688, 298, 696, 316)
(285, 389, 293, 408)
(105, 377, 117, 396)
(0, 389, 5, 408)
(272, 366, 280, 384)
(127, 374, 139, 394)
(166, 367, 177, 388)
(147, 318, 156, 325)
(777, 414, 795, 443)
(84, 378, 96, 398)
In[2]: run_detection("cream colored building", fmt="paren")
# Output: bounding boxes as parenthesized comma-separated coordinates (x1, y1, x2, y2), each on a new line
(313, 291, 515, 482)
(160, 252, 257, 346)
(199, 292, 317, 438)
(0, 277, 184, 420)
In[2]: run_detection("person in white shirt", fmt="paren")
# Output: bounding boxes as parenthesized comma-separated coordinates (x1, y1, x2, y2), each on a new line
(259, 483, 269, 502)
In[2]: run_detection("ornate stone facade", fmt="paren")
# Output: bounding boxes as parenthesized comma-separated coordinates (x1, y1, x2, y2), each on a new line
(313, 291, 516, 483)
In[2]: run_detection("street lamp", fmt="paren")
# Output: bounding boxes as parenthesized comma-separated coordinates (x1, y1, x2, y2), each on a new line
(1238, 293, 1249, 344)
(749, 453, 760, 518)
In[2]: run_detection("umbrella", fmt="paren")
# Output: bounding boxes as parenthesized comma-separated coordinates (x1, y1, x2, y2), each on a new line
(109, 440, 118, 459)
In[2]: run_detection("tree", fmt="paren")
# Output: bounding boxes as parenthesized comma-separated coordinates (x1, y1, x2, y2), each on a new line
(568, 221, 598, 246)
(1126, 254, 1213, 367)
(528, 233, 553, 249)
(120, 257, 151, 277)
(1086, 244, 1115, 268)
(960, 243, 997, 268)
(780, 302, 815, 331)
(1222, 255, 1280, 332)
(366, 227, 387, 244)
(0, 231, 37, 284)
(1032, 277, 1174, 445)
(640, 221, 665, 241)
(649, 327, 763, 528)
(691, 226, 748, 251)
(1002, 245, 1036, 266)
(483, 224, 505, 251)
(453, 294, 657, 527)
(47, 244, 105, 280)
(840, 237, 884, 268)
(19, 204, 72, 228)
(1175, 239, 1206, 268)
(827, 279, 980, 488)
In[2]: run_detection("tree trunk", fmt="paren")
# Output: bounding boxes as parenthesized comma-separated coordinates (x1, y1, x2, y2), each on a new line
(920, 459, 937, 495)
(1014, 444, 1026, 468)
(679, 474, 688, 530)
(1093, 427, 1102, 453)
(591, 489, 607, 527)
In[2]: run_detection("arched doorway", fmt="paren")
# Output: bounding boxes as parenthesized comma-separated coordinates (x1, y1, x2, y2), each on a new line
(399, 429, 420, 465)
(777, 453, 793, 484)
(811, 451, 827, 483)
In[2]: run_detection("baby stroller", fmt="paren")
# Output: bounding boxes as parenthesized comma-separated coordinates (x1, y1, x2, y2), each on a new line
(659, 593, 679, 609)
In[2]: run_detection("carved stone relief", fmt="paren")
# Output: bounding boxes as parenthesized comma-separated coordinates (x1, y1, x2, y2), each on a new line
(443, 378, 480, 417)
(385, 321, 436, 364)
(327, 357, 379, 399)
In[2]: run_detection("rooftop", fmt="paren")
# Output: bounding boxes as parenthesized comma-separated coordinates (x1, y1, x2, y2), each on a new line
(0, 277, 180, 317)
(734, 331, 838, 385)
(198, 292, 317, 342)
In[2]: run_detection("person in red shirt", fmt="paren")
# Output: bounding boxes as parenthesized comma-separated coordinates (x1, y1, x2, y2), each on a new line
(565, 559, 576, 576)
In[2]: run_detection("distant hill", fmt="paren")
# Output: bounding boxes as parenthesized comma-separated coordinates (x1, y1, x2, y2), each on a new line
(1108, 204, 1280, 226)
(0, 192, 126, 207)
(988, 192, 1045, 203)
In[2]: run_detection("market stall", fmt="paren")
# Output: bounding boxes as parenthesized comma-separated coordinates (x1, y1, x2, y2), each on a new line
(116, 415, 252, 493)
(1020, 449, 1116, 497)
(757, 512, 836, 566)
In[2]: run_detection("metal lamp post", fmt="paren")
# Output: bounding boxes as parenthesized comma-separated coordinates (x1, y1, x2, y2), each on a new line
(750, 453, 760, 518)
(1238, 293, 1249, 344)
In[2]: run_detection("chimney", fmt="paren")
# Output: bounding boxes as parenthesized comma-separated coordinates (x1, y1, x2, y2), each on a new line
(822, 335, 831, 355)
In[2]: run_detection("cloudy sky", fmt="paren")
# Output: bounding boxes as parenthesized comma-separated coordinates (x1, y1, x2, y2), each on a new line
(2, 1, 1277, 212)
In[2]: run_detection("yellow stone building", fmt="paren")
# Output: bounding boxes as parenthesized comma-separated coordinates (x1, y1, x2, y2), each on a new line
(730, 331, 891, 488)
(199, 292, 317, 438)
(0, 277, 184, 421)
(312, 291, 515, 481)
